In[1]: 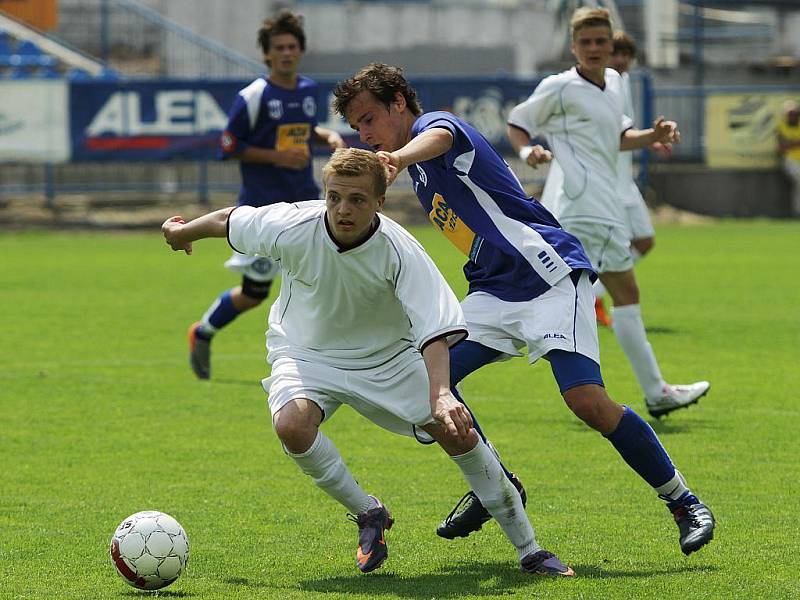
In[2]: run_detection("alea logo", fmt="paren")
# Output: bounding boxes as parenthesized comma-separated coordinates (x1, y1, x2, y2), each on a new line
(86, 90, 228, 136)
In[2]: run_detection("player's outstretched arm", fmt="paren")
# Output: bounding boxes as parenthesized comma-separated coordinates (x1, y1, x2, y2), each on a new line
(376, 128, 454, 185)
(314, 125, 347, 150)
(422, 338, 473, 441)
(161, 208, 234, 255)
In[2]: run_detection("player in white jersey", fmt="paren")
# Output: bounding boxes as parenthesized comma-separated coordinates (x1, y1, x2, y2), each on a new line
(508, 8, 711, 420)
(162, 148, 574, 576)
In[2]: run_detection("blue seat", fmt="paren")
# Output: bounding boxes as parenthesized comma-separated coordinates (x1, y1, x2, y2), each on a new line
(10, 66, 33, 79)
(39, 65, 61, 78)
(98, 66, 120, 80)
(66, 67, 92, 80)
(0, 31, 14, 66)
(14, 40, 56, 67)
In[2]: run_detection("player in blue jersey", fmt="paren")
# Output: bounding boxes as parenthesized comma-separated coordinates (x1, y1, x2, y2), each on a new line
(332, 63, 715, 556)
(187, 10, 346, 379)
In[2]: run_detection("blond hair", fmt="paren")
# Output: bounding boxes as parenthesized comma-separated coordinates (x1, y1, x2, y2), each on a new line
(613, 30, 637, 57)
(571, 7, 612, 38)
(322, 148, 388, 197)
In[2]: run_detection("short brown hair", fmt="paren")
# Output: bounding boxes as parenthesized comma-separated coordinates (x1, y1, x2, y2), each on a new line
(332, 63, 423, 119)
(322, 148, 388, 198)
(571, 7, 612, 38)
(257, 10, 306, 54)
(613, 30, 637, 57)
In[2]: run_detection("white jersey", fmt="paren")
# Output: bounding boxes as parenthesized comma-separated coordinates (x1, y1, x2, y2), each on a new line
(227, 201, 467, 369)
(508, 67, 633, 226)
(616, 72, 645, 208)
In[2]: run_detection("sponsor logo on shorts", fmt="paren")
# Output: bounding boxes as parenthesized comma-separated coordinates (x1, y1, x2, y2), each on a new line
(543, 333, 568, 340)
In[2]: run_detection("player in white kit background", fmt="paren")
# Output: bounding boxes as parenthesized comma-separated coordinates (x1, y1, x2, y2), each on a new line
(508, 8, 711, 420)
(162, 148, 574, 577)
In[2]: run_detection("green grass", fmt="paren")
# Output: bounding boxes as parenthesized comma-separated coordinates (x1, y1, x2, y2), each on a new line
(1, 220, 799, 599)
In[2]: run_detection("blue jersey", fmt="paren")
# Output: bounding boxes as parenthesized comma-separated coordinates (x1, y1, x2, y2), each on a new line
(407, 112, 594, 302)
(218, 75, 320, 206)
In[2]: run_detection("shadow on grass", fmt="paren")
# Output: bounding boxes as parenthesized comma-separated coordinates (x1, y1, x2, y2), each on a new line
(644, 326, 680, 335)
(209, 377, 260, 387)
(122, 591, 192, 597)
(223, 560, 719, 598)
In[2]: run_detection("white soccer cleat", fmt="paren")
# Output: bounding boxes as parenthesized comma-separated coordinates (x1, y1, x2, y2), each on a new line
(646, 381, 710, 419)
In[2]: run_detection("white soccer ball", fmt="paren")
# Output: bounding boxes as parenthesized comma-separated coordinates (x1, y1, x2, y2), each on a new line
(109, 510, 189, 590)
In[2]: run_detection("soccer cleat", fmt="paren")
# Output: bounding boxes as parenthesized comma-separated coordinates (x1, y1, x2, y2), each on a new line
(349, 496, 394, 573)
(520, 549, 575, 576)
(672, 502, 715, 555)
(595, 297, 612, 327)
(646, 381, 710, 419)
(436, 473, 526, 540)
(187, 322, 211, 380)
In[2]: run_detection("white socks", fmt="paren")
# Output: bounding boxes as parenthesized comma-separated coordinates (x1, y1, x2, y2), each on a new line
(451, 440, 540, 559)
(612, 303, 666, 400)
(656, 470, 690, 501)
(286, 431, 375, 515)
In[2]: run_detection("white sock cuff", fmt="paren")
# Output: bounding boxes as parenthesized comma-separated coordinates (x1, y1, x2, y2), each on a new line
(611, 303, 641, 318)
(285, 431, 323, 459)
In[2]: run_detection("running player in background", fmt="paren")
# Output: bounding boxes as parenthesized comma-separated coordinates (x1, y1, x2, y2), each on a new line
(187, 10, 346, 379)
(332, 63, 715, 556)
(163, 148, 573, 577)
(508, 8, 710, 420)
(777, 99, 800, 217)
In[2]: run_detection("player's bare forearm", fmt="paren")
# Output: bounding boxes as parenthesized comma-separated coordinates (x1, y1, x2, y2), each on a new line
(394, 128, 454, 171)
(314, 126, 346, 149)
(161, 208, 233, 255)
(422, 338, 473, 439)
(621, 117, 680, 151)
(507, 124, 531, 153)
(507, 124, 552, 167)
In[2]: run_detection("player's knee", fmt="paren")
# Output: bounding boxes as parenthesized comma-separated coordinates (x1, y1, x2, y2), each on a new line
(273, 405, 320, 452)
(563, 385, 623, 433)
(240, 276, 272, 304)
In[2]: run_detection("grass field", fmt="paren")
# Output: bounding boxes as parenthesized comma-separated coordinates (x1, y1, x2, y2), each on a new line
(2, 219, 799, 599)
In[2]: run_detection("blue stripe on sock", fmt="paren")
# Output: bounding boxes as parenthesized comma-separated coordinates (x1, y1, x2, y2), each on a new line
(207, 290, 241, 330)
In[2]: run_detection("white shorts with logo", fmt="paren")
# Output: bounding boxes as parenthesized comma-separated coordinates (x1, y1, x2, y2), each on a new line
(262, 350, 435, 441)
(461, 271, 600, 365)
(224, 251, 280, 282)
(561, 220, 634, 274)
(624, 199, 655, 240)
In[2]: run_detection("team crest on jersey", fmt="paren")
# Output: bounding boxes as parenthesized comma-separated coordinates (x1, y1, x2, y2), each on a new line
(220, 131, 236, 152)
(415, 164, 428, 186)
(268, 99, 283, 120)
(303, 96, 316, 118)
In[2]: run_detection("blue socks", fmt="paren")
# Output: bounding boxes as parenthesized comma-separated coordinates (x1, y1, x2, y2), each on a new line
(199, 289, 241, 337)
(604, 406, 676, 489)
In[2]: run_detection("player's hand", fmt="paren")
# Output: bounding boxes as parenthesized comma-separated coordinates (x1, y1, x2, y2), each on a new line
(376, 151, 401, 186)
(652, 117, 680, 145)
(274, 148, 310, 170)
(432, 391, 474, 441)
(161, 216, 192, 255)
(327, 131, 347, 150)
(525, 145, 553, 167)
(652, 141, 673, 159)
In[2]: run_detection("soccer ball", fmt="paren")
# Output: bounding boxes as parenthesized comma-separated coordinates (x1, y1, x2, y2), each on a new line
(109, 510, 189, 590)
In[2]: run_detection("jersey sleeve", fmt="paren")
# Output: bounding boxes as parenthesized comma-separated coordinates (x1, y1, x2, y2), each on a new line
(218, 94, 252, 160)
(507, 76, 562, 136)
(389, 230, 467, 350)
(227, 203, 301, 257)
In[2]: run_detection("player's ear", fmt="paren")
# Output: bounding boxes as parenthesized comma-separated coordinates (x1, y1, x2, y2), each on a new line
(376, 195, 385, 212)
(392, 91, 406, 113)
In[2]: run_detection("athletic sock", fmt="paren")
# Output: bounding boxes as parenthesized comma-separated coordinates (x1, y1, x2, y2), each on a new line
(450, 386, 514, 479)
(604, 406, 677, 489)
(199, 289, 241, 337)
(286, 431, 374, 515)
(451, 440, 539, 559)
(611, 303, 665, 400)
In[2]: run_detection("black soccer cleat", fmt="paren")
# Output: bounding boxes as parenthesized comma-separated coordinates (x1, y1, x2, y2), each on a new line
(349, 496, 394, 573)
(436, 473, 526, 540)
(673, 501, 716, 555)
(520, 549, 575, 576)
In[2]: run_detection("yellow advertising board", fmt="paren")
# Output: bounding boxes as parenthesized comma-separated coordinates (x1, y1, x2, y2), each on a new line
(0, 0, 58, 30)
(705, 92, 800, 169)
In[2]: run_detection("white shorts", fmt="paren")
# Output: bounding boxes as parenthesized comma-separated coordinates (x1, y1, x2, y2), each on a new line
(262, 351, 435, 442)
(623, 199, 655, 240)
(461, 271, 600, 365)
(561, 220, 634, 274)
(224, 251, 280, 282)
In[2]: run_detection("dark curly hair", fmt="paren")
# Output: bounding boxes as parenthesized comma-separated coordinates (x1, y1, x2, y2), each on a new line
(257, 10, 306, 55)
(332, 63, 423, 119)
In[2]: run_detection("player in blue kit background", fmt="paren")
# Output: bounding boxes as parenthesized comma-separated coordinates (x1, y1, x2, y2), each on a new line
(333, 63, 716, 556)
(187, 10, 346, 379)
